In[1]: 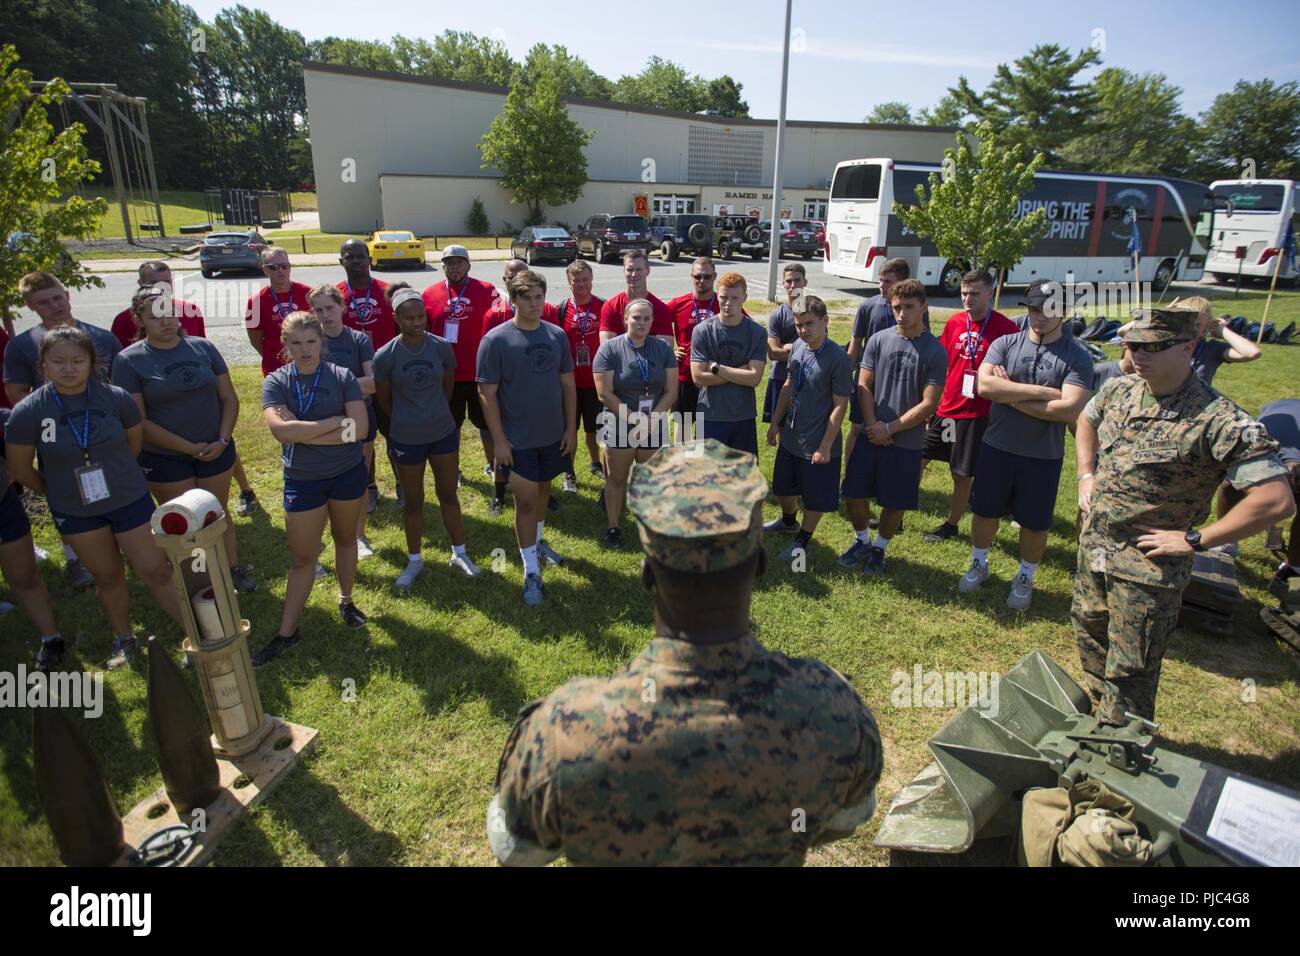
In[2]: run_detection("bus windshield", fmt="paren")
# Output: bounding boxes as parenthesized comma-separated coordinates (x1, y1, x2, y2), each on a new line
(1213, 184, 1286, 213)
(831, 164, 882, 201)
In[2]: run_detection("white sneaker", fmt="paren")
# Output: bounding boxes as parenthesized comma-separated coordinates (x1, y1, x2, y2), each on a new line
(395, 561, 424, 591)
(33, 544, 49, 563)
(449, 554, 482, 577)
(1007, 572, 1034, 610)
(357, 536, 374, 560)
(958, 559, 990, 594)
(562, 474, 579, 495)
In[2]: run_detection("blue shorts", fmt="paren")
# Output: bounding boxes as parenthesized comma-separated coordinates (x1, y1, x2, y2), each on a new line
(700, 417, 759, 456)
(842, 439, 923, 510)
(140, 440, 236, 483)
(283, 460, 369, 513)
(772, 446, 841, 514)
(969, 442, 1063, 532)
(389, 429, 460, 465)
(511, 442, 570, 483)
(761, 375, 785, 424)
(0, 484, 32, 544)
(51, 493, 155, 536)
(364, 406, 377, 444)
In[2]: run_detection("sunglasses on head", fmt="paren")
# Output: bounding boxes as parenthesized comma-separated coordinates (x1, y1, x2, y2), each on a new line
(1128, 338, 1191, 353)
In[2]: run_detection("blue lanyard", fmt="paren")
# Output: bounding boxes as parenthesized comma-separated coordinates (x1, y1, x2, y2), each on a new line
(292, 365, 324, 417)
(692, 294, 717, 323)
(50, 384, 93, 462)
(964, 309, 990, 364)
(349, 284, 372, 320)
(631, 342, 651, 387)
(269, 288, 294, 317)
(447, 281, 468, 317)
(794, 342, 826, 391)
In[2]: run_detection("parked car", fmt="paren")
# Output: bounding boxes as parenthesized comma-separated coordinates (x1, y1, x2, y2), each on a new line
(199, 230, 267, 278)
(4, 231, 75, 273)
(760, 219, 821, 259)
(712, 216, 768, 260)
(575, 214, 650, 263)
(511, 227, 577, 265)
(366, 230, 425, 269)
(790, 219, 825, 259)
(647, 213, 713, 262)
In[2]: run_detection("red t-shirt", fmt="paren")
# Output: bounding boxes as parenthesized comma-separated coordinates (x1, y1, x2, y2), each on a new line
(935, 308, 1020, 419)
(423, 277, 497, 383)
(555, 296, 605, 390)
(338, 278, 395, 350)
(598, 291, 674, 338)
(667, 292, 720, 382)
(245, 282, 312, 376)
(111, 298, 206, 348)
(484, 300, 560, 333)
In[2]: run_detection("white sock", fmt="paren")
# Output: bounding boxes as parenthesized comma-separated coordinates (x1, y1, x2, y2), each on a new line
(41, 633, 62, 643)
(339, 593, 351, 604)
(521, 546, 540, 576)
(855, 528, 872, 545)
(452, 544, 467, 558)
(972, 546, 989, 565)
(876, 535, 891, 553)
(535, 520, 545, 542)
(407, 554, 423, 565)
(1018, 560, 1039, 581)
(62, 543, 76, 561)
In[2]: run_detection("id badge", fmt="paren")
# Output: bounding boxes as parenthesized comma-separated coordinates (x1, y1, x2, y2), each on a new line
(76, 462, 111, 505)
(961, 370, 977, 399)
(576, 343, 590, 367)
(638, 396, 653, 416)
(444, 319, 460, 344)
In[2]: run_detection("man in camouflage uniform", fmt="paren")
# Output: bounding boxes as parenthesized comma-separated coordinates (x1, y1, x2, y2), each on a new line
(1073, 308, 1295, 725)
(487, 439, 883, 865)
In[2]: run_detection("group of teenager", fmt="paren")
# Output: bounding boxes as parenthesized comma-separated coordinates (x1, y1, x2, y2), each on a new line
(0, 239, 1284, 672)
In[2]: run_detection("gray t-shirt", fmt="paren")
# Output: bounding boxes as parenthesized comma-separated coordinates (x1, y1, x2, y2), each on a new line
(1091, 360, 1127, 392)
(860, 330, 947, 450)
(852, 294, 930, 346)
(1192, 339, 1232, 386)
(374, 334, 457, 445)
(1260, 399, 1300, 466)
(0, 408, 13, 490)
(765, 304, 797, 384)
(691, 317, 768, 423)
(6, 382, 146, 516)
(475, 320, 574, 450)
(326, 326, 377, 432)
(779, 339, 854, 460)
(111, 337, 229, 455)
(592, 335, 676, 409)
(983, 330, 1094, 460)
(261, 362, 364, 480)
(3, 321, 121, 390)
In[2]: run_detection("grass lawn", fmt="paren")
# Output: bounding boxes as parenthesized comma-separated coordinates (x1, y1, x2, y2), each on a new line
(2, 293, 1298, 866)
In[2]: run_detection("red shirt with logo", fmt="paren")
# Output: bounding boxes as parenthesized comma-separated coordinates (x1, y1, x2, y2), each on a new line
(423, 277, 497, 383)
(245, 282, 312, 376)
(337, 278, 395, 350)
(935, 308, 1021, 419)
(484, 300, 560, 334)
(598, 290, 674, 338)
(667, 292, 720, 382)
(111, 299, 206, 348)
(555, 296, 606, 390)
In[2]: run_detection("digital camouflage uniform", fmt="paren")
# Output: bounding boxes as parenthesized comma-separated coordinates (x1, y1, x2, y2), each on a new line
(1073, 310, 1287, 724)
(488, 440, 883, 865)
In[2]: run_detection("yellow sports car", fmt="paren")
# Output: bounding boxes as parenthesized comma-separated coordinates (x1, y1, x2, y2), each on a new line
(366, 230, 425, 269)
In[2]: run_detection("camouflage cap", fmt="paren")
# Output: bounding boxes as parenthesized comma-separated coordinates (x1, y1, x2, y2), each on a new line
(628, 439, 769, 573)
(1121, 307, 1199, 344)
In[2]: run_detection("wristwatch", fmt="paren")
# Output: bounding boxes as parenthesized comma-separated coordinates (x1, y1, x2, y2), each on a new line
(709, 361, 721, 375)
(1185, 530, 1205, 552)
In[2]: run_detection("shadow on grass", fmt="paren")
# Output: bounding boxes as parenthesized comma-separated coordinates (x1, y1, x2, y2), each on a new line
(1158, 740, 1300, 792)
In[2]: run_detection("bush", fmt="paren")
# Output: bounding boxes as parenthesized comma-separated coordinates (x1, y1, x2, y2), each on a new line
(499, 220, 517, 237)
(466, 196, 490, 237)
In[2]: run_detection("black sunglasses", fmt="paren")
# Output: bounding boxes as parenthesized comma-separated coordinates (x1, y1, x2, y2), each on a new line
(1128, 338, 1191, 353)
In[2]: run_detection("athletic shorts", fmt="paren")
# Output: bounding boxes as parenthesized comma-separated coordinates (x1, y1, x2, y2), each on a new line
(921, 415, 988, 478)
(511, 442, 570, 483)
(364, 405, 377, 444)
(969, 442, 1064, 533)
(676, 378, 700, 416)
(576, 386, 601, 434)
(700, 417, 758, 456)
(842, 439, 923, 511)
(772, 445, 840, 514)
(51, 493, 155, 536)
(389, 428, 460, 465)
(450, 380, 487, 431)
(140, 440, 237, 483)
(761, 375, 786, 424)
(283, 460, 368, 513)
(600, 408, 669, 451)
(0, 484, 32, 544)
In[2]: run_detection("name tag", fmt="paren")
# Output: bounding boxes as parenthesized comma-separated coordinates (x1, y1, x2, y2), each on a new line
(444, 319, 460, 344)
(638, 397, 653, 416)
(76, 462, 111, 505)
(576, 343, 590, 367)
(961, 370, 977, 399)
(1131, 441, 1180, 465)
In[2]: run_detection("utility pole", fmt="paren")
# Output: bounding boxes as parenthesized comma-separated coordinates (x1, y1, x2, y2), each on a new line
(766, 0, 793, 301)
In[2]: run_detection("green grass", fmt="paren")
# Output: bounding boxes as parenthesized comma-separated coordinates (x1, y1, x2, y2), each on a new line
(3, 297, 1299, 866)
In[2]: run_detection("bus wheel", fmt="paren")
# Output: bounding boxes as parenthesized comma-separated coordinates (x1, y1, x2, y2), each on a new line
(938, 263, 964, 297)
(1153, 259, 1175, 292)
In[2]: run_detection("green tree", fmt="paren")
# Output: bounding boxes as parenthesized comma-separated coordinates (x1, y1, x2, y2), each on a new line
(0, 45, 107, 327)
(699, 76, 749, 117)
(1060, 68, 1199, 176)
(864, 101, 913, 125)
(516, 43, 612, 100)
(916, 93, 966, 127)
(614, 57, 703, 112)
(951, 44, 1100, 164)
(308, 36, 400, 72)
(893, 124, 1047, 278)
(466, 196, 489, 236)
(479, 68, 592, 224)
(391, 31, 515, 86)
(1196, 79, 1300, 181)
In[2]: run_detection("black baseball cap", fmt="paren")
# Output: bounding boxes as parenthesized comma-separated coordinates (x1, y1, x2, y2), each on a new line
(1018, 278, 1056, 309)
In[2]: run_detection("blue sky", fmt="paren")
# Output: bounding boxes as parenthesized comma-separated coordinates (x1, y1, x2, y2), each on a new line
(190, 0, 1300, 122)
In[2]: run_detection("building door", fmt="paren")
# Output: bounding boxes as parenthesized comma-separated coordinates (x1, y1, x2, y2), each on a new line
(804, 199, 828, 220)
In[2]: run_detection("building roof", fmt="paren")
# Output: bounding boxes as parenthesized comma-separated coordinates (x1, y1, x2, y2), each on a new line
(302, 61, 962, 135)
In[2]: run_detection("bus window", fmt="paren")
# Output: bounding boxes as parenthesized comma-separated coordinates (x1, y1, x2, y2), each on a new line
(831, 164, 882, 201)
(892, 169, 929, 207)
(1213, 184, 1285, 213)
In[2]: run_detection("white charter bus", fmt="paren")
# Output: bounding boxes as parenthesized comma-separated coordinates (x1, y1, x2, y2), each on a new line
(1205, 179, 1299, 285)
(823, 159, 1216, 295)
